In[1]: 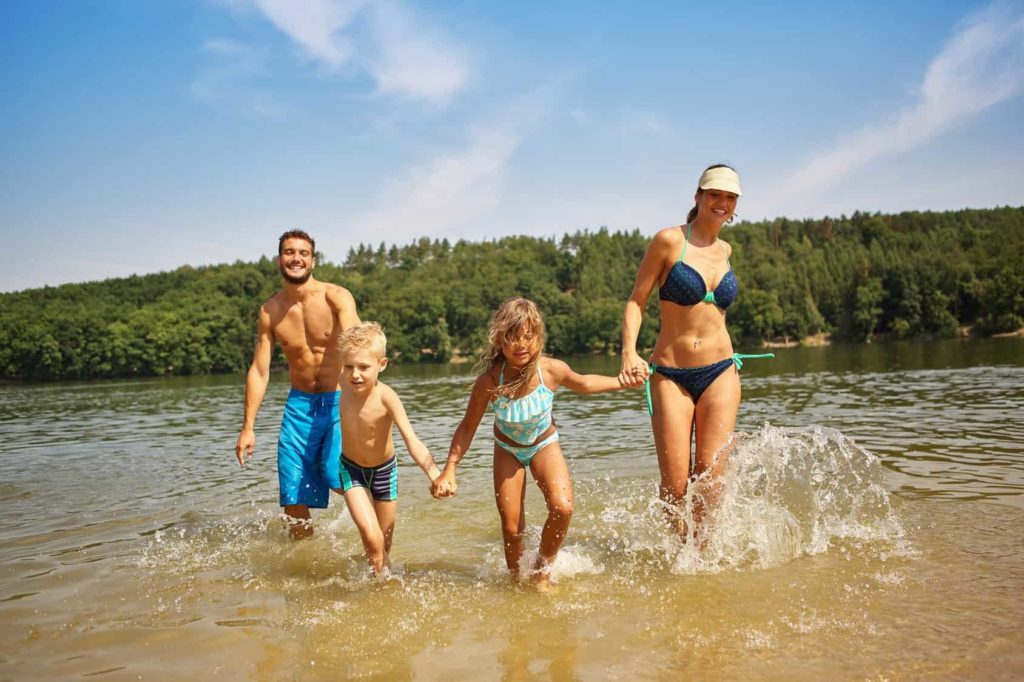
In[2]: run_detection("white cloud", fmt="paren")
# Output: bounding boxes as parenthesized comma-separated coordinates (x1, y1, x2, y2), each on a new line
(348, 82, 563, 242)
(191, 38, 289, 118)
(236, 0, 469, 104)
(569, 105, 674, 140)
(251, 0, 364, 68)
(365, 1, 469, 105)
(778, 1, 1024, 199)
(354, 126, 521, 241)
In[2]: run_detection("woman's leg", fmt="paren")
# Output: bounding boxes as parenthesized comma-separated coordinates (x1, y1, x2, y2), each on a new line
(493, 446, 528, 578)
(692, 366, 741, 530)
(650, 373, 696, 538)
(529, 441, 574, 584)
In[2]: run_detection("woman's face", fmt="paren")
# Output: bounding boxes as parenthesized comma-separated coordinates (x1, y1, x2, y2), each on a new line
(694, 188, 739, 226)
(500, 324, 541, 368)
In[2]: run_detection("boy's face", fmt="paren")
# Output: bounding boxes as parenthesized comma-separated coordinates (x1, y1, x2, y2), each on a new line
(341, 349, 387, 392)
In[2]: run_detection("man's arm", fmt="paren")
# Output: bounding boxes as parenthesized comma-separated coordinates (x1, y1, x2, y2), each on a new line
(326, 286, 361, 331)
(235, 305, 274, 467)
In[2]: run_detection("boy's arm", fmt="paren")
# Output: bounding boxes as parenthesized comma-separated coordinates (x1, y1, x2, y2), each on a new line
(383, 386, 440, 481)
(546, 358, 630, 395)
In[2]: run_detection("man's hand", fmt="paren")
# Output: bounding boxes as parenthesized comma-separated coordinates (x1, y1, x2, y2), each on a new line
(235, 428, 255, 467)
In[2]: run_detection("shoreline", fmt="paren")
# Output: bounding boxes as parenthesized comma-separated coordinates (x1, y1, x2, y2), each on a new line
(2, 333, 1023, 384)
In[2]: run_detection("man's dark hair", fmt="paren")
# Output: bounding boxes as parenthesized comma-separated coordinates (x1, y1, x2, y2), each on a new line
(278, 229, 315, 255)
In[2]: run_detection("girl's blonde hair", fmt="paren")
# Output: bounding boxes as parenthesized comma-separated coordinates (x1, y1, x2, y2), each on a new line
(475, 297, 546, 398)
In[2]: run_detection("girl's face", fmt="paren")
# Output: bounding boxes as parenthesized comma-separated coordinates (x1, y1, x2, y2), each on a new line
(499, 324, 541, 368)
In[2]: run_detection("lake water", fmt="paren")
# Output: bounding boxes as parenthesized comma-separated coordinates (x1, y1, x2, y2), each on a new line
(1, 338, 1023, 680)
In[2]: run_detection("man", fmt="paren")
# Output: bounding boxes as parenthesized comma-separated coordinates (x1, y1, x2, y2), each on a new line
(235, 229, 360, 538)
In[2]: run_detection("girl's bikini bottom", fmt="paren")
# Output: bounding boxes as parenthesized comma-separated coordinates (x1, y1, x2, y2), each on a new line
(494, 431, 560, 467)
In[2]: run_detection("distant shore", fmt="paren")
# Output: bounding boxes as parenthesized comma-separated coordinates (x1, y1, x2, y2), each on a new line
(762, 326, 1024, 349)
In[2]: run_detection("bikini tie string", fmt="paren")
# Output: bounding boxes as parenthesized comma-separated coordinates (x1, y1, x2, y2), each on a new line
(643, 352, 776, 416)
(731, 352, 775, 371)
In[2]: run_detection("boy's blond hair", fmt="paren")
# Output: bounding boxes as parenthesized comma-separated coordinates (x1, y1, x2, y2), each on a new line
(337, 322, 387, 360)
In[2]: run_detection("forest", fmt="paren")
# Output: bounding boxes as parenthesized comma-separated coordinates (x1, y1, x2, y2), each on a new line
(1, 206, 1021, 380)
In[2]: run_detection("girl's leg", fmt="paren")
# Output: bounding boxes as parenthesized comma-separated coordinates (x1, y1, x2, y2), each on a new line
(649, 374, 697, 538)
(529, 441, 574, 582)
(373, 499, 397, 571)
(493, 446, 528, 578)
(692, 367, 741, 531)
(342, 487, 386, 574)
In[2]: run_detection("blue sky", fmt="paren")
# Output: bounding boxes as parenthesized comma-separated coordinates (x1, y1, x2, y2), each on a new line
(1, 0, 1022, 292)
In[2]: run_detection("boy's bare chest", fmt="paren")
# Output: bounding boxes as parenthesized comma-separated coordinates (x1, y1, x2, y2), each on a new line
(342, 400, 391, 437)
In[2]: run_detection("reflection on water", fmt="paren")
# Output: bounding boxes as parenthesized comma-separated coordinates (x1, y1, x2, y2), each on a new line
(1, 338, 1022, 679)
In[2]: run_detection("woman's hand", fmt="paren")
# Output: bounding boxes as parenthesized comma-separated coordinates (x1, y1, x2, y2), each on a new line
(619, 349, 649, 387)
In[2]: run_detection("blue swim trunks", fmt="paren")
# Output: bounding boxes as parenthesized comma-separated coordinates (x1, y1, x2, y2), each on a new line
(339, 453, 398, 501)
(277, 389, 341, 509)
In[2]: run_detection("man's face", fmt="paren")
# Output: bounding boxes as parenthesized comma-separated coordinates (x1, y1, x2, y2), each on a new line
(278, 238, 314, 284)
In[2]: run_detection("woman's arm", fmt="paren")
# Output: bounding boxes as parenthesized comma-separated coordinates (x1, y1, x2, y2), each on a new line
(621, 229, 674, 384)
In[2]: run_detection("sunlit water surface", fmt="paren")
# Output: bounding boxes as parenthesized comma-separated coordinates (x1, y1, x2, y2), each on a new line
(1, 338, 1022, 680)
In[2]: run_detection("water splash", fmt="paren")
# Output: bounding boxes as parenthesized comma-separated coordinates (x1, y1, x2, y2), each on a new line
(687, 424, 908, 572)
(138, 425, 909, 591)
(597, 424, 909, 575)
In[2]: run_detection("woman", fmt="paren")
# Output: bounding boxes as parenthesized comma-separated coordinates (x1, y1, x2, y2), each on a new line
(620, 164, 768, 541)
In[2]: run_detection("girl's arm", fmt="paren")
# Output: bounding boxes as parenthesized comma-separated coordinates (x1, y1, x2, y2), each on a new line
(382, 385, 440, 482)
(545, 358, 628, 395)
(621, 229, 674, 385)
(435, 374, 493, 495)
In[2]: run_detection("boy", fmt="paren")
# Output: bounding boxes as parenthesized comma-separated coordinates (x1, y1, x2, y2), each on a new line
(335, 322, 442, 574)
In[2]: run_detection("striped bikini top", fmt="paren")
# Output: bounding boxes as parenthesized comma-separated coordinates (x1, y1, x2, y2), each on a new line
(492, 362, 554, 445)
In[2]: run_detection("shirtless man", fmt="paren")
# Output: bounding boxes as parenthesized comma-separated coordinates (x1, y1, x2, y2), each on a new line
(235, 230, 361, 539)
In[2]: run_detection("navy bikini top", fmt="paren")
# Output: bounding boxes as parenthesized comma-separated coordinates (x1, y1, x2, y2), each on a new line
(658, 224, 738, 309)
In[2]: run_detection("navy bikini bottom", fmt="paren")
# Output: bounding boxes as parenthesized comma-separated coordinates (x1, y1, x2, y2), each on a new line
(645, 353, 775, 415)
(654, 358, 735, 403)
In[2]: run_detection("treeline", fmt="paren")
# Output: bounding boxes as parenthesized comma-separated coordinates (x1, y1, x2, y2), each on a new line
(1, 206, 1021, 380)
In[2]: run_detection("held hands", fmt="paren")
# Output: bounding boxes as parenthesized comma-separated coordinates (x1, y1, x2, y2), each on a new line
(235, 428, 255, 467)
(618, 350, 649, 388)
(430, 468, 457, 499)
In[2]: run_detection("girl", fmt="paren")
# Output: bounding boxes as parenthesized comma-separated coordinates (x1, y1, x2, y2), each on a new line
(434, 297, 637, 589)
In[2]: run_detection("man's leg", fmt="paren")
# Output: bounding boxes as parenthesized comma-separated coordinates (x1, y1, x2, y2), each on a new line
(277, 391, 331, 539)
(283, 504, 313, 540)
